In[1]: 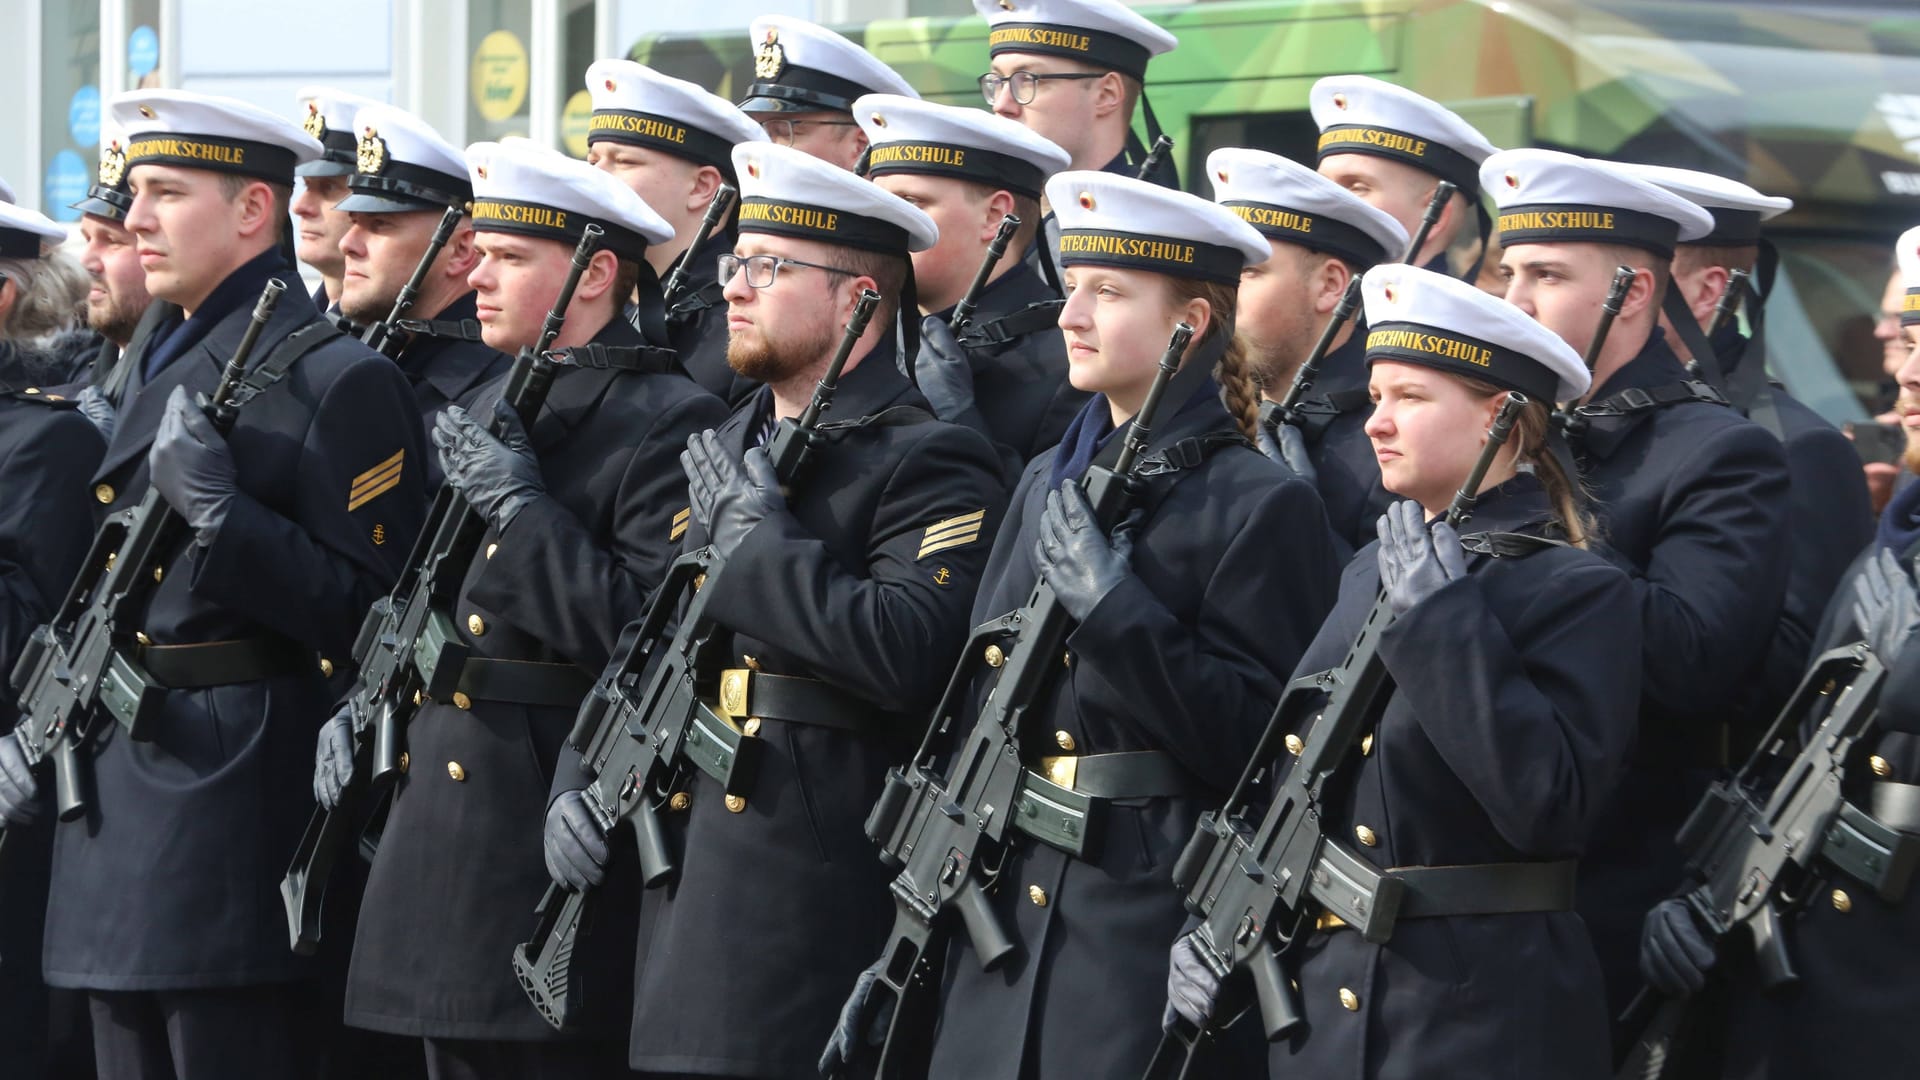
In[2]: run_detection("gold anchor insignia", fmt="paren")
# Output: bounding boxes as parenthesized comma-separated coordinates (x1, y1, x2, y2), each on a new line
(372, 523, 387, 545)
(98, 142, 126, 188)
(932, 566, 952, 585)
(357, 128, 388, 175)
(303, 102, 327, 140)
(754, 28, 785, 81)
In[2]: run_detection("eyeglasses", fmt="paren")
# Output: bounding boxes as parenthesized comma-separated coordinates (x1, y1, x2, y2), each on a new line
(978, 70, 1104, 106)
(719, 253, 855, 290)
(757, 117, 860, 147)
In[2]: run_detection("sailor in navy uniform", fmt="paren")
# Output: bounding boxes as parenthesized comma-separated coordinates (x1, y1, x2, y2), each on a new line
(1485, 147, 1794, 1021)
(71, 128, 162, 414)
(915, 171, 1342, 1080)
(586, 59, 767, 406)
(292, 87, 384, 315)
(854, 93, 1085, 479)
(1207, 146, 1409, 554)
(737, 16, 918, 173)
(320, 139, 727, 1080)
(1166, 263, 1641, 1080)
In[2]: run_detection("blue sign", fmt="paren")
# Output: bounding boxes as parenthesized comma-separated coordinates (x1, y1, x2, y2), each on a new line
(128, 25, 159, 79)
(45, 151, 88, 224)
(69, 85, 100, 147)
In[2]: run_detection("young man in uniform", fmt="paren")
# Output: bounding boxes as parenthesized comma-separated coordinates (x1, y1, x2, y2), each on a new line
(292, 87, 381, 314)
(854, 93, 1083, 477)
(540, 141, 1006, 1079)
(314, 139, 728, 1080)
(1486, 148, 1793, 1021)
(737, 16, 917, 172)
(1207, 146, 1408, 553)
(1310, 75, 1497, 277)
(0, 87, 430, 1080)
(586, 58, 767, 406)
(335, 102, 509, 484)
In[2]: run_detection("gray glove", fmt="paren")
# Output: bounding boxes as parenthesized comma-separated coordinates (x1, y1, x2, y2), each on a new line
(1034, 483, 1134, 622)
(1256, 418, 1318, 486)
(433, 400, 545, 533)
(0, 732, 41, 827)
(915, 316, 978, 423)
(818, 960, 892, 1077)
(148, 385, 238, 545)
(1639, 898, 1716, 997)
(1377, 499, 1466, 616)
(1854, 547, 1920, 663)
(543, 789, 609, 892)
(1163, 930, 1223, 1032)
(682, 430, 785, 560)
(312, 704, 355, 811)
(75, 384, 117, 441)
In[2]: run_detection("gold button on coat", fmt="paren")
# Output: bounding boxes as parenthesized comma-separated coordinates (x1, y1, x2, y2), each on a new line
(1054, 730, 1075, 751)
(446, 761, 466, 782)
(1832, 888, 1852, 913)
(1339, 987, 1360, 1011)
(1870, 755, 1892, 778)
(397, 751, 410, 773)
(485, 542, 498, 559)
(319, 658, 334, 677)
(452, 692, 472, 710)
(1284, 734, 1304, 756)
(669, 792, 691, 812)
(1360, 733, 1375, 756)
(725, 794, 747, 813)
(1028, 885, 1048, 907)
(467, 613, 486, 636)
(1354, 825, 1378, 847)
(94, 483, 114, 504)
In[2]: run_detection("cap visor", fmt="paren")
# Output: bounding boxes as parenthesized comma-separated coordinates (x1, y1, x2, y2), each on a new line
(334, 192, 440, 214)
(70, 196, 127, 220)
(296, 160, 357, 178)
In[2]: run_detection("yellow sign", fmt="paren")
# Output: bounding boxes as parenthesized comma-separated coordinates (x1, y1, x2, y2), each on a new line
(470, 30, 529, 123)
(561, 90, 593, 158)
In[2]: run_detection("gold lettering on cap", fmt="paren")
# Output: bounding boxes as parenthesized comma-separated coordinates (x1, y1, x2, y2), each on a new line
(867, 144, 968, 169)
(1496, 210, 1618, 233)
(1367, 328, 1493, 368)
(989, 27, 1094, 52)
(1231, 206, 1314, 234)
(471, 200, 570, 231)
(126, 138, 247, 166)
(738, 201, 840, 232)
(1057, 233, 1196, 264)
(588, 114, 689, 143)
(1317, 128, 1429, 159)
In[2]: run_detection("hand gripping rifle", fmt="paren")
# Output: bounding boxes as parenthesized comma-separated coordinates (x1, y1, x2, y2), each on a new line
(836, 322, 1197, 1079)
(1265, 181, 1455, 429)
(511, 289, 884, 1030)
(948, 214, 1022, 337)
(660, 183, 737, 308)
(361, 203, 466, 357)
(280, 225, 605, 954)
(1612, 643, 1917, 1079)
(5, 279, 287, 859)
(1552, 266, 1636, 431)
(1147, 391, 1528, 1080)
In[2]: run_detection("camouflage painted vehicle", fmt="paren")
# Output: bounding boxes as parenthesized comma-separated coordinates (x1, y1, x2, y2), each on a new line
(632, 0, 1920, 421)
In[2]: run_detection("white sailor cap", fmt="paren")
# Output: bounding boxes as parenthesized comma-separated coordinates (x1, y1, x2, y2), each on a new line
(1610, 163, 1792, 246)
(1206, 147, 1410, 270)
(73, 127, 133, 222)
(1363, 262, 1589, 403)
(974, 0, 1177, 83)
(732, 142, 936, 253)
(294, 86, 387, 177)
(0, 202, 67, 259)
(586, 59, 767, 175)
(1897, 225, 1920, 328)
(466, 140, 672, 261)
(741, 16, 917, 116)
(853, 94, 1069, 201)
(336, 104, 471, 214)
(1311, 76, 1499, 198)
(110, 89, 323, 187)
(1045, 170, 1267, 286)
(1482, 149, 1714, 260)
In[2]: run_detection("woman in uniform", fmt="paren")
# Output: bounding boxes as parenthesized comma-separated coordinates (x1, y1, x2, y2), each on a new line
(1166, 262, 1643, 1079)
(918, 171, 1345, 1078)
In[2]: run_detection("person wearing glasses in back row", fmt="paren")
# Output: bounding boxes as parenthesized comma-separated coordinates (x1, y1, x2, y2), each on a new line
(735, 16, 918, 173)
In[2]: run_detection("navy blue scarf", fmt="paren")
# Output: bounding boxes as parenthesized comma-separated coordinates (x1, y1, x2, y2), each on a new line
(142, 246, 292, 383)
(1046, 331, 1227, 490)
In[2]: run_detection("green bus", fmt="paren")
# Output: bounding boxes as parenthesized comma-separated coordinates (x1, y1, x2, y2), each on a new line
(632, 0, 1920, 423)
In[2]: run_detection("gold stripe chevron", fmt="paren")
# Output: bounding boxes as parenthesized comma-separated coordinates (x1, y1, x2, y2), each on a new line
(918, 509, 985, 560)
(670, 506, 691, 542)
(348, 450, 405, 512)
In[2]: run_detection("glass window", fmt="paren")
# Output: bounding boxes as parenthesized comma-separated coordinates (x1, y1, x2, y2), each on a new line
(41, 3, 102, 223)
(469, 0, 535, 142)
(557, 0, 596, 158)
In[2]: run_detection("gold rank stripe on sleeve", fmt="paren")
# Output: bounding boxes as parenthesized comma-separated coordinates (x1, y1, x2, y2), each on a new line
(347, 449, 405, 512)
(670, 507, 691, 542)
(918, 509, 986, 560)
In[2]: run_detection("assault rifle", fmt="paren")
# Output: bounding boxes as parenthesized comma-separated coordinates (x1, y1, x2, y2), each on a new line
(948, 214, 1022, 336)
(1552, 266, 1636, 429)
(661, 183, 737, 307)
(361, 203, 466, 357)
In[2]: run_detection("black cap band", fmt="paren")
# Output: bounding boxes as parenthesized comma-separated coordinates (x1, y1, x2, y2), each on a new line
(1365, 320, 1556, 402)
(737, 197, 908, 254)
(864, 141, 1048, 200)
(1495, 203, 1681, 259)
(1221, 200, 1387, 268)
(127, 134, 298, 185)
(988, 23, 1151, 82)
(0, 229, 46, 258)
(741, 65, 872, 115)
(1695, 208, 1763, 247)
(587, 110, 738, 173)
(344, 160, 472, 211)
(1316, 124, 1480, 197)
(470, 198, 649, 260)
(1057, 228, 1244, 286)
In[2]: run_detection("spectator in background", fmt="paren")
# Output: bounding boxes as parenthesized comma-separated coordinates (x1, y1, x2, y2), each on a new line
(0, 239, 94, 388)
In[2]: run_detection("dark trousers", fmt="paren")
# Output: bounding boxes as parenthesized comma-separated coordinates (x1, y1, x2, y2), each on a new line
(422, 1037, 624, 1080)
(88, 986, 306, 1080)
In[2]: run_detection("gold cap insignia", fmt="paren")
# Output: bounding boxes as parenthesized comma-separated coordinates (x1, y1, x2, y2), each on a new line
(98, 142, 127, 188)
(357, 128, 388, 176)
(754, 30, 785, 81)
(303, 101, 327, 140)
(998, 0, 1015, 9)
(137, 104, 156, 119)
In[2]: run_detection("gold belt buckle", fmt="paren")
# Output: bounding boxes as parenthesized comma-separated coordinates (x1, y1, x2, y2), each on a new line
(714, 668, 761, 736)
(1037, 754, 1078, 791)
(1315, 911, 1348, 932)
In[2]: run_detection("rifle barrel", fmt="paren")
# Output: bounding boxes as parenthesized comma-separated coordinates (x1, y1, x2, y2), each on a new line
(535, 224, 604, 355)
(796, 289, 882, 431)
(364, 203, 466, 354)
(1402, 180, 1457, 265)
(1445, 391, 1527, 528)
(662, 183, 737, 306)
(211, 279, 286, 426)
(1115, 322, 1193, 475)
(1708, 268, 1752, 338)
(949, 214, 1022, 334)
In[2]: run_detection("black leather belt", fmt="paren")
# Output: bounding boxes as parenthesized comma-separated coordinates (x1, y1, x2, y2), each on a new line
(1320, 860, 1577, 930)
(716, 668, 872, 734)
(133, 637, 312, 689)
(453, 658, 593, 708)
(1871, 781, 1920, 835)
(1030, 750, 1203, 799)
